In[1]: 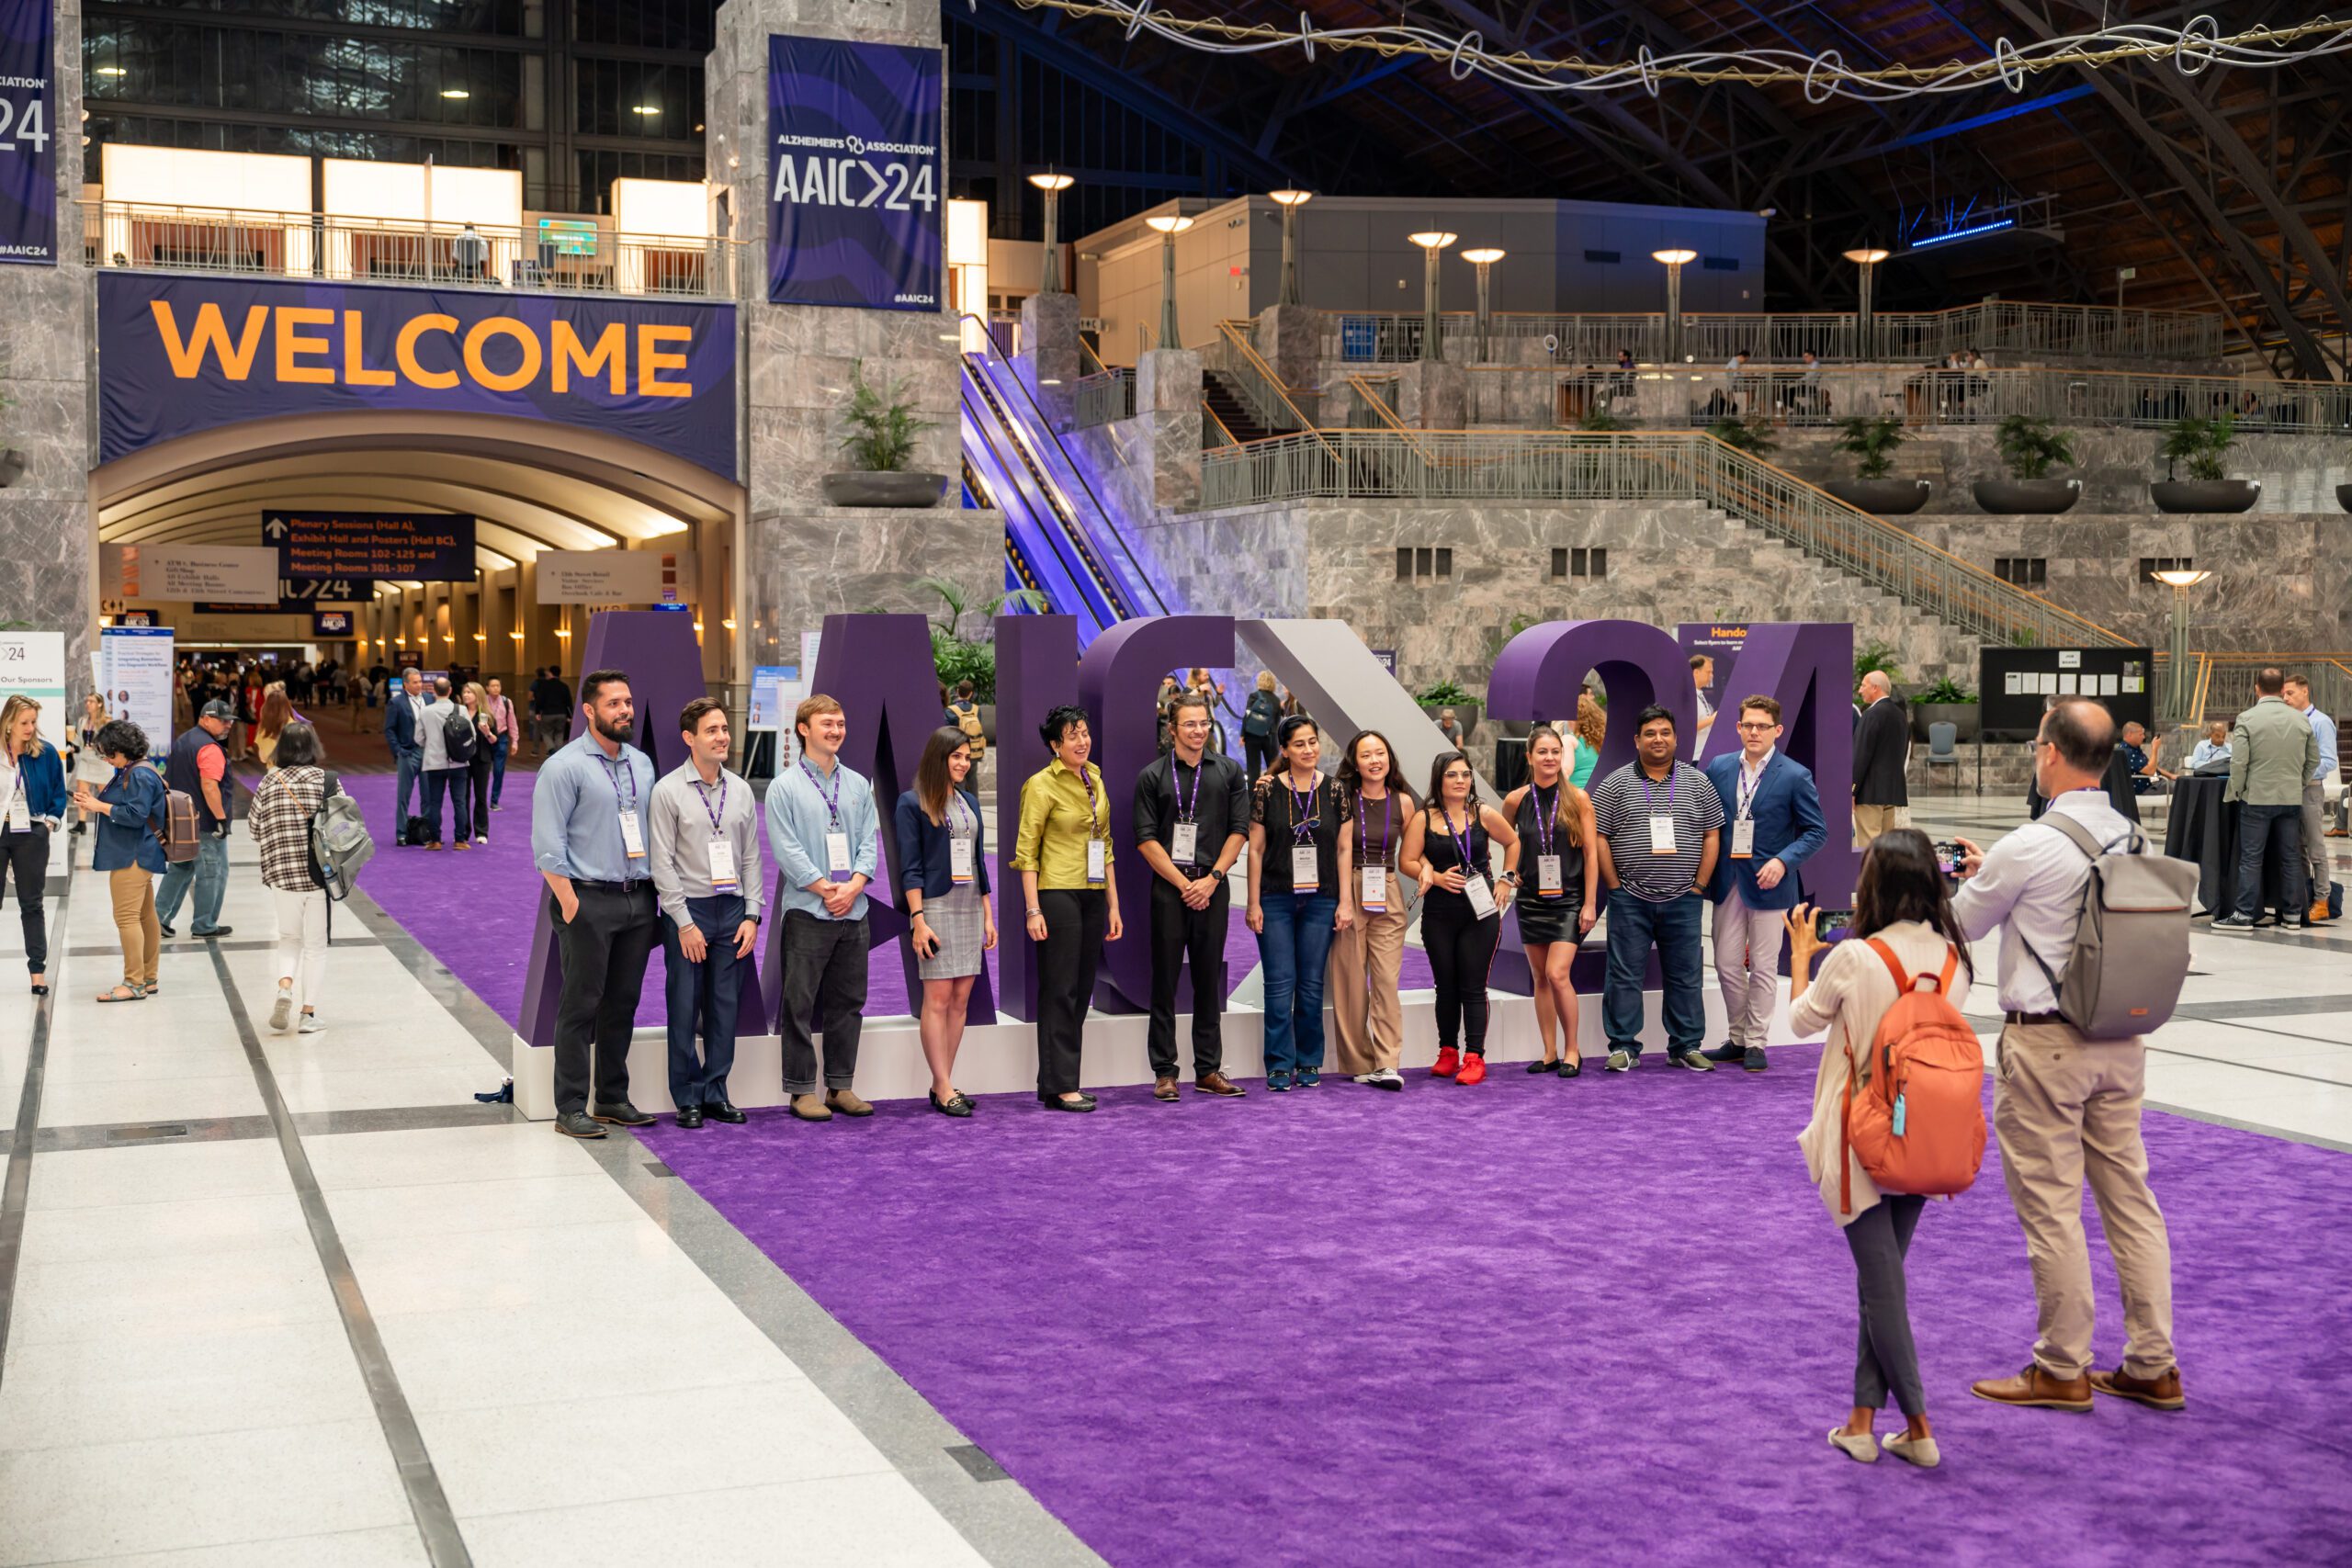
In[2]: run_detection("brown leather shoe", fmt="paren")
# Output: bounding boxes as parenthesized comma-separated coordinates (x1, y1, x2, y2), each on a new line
(1972, 1362, 2094, 1412)
(2091, 1366, 2185, 1411)
(1153, 1076, 1180, 1101)
(826, 1088, 874, 1118)
(789, 1092, 832, 1122)
(1195, 1071, 1247, 1098)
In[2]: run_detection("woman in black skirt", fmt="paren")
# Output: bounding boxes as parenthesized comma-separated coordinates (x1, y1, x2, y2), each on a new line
(1502, 728, 1600, 1076)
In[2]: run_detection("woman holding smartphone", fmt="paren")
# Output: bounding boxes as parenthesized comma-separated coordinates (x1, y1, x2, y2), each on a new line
(1247, 715, 1340, 1092)
(1501, 728, 1600, 1075)
(1330, 730, 1416, 1091)
(1399, 750, 1518, 1085)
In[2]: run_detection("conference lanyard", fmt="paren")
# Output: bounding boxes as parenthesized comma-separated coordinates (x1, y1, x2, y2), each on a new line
(605, 752, 645, 862)
(1170, 757, 1204, 867)
(801, 759, 854, 877)
(1531, 783, 1562, 897)
(1286, 773, 1320, 890)
(1357, 789, 1391, 913)
(1641, 767, 1678, 856)
(949, 793, 976, 884)
(1079, 765, 1105, 885)
(1442, 803, 1497, 918)
(1731, 756, 1768, 859)
(693, 772, 737, 891)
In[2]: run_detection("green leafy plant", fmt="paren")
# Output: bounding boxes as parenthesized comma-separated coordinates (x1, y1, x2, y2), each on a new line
(1833, 414, 1906, 479)
(839, 361, 933, 473)
(2012, 627, 2039, 648)
(1995, 415, 2077, 480)
(1706, 414, 1778, 458)
(1415, 679, 1471, 706)
(916, 579, 1045, 702)
(1852, 637, 1904, 687)
(1579, 406, 1629, 433)
(1914, 676, 1976, 705)
(2158, 413, 2235, 481)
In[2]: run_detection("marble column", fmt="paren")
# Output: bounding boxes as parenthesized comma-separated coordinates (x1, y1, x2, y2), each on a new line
(1253, 302, 1323, 426)
(1135, 348, 1203, 510)
(1390, 361, 1467, 430)
(1020, 288, 1080, 428)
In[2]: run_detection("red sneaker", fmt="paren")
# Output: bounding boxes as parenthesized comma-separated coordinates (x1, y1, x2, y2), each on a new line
(1456, 1052, 1487, 1086)
(1432, 1046, 1460, 1077)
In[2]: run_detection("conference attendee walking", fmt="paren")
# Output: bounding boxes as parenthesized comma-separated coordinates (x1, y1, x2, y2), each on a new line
(1331, 730, 1415, 1090)
(1851, 671, 1909, 846)
(250, 722, 342, 1034)
(72, 693, 111, 837)
(1248, 715, 1344, 1092)
(2215, 666, 2318, 930)
(254, 682, 292, 770)
(1702, 695, 1826, 1072)
(896, 726, 998, 1117)
(1014, 705, 1122, 1111)
(2282, 673, 2337, 923)
(386, 669, 426, 832)
(764, 694, 879, 1123)
(1786, 829, 1971, 1470)
(484, 677, 517, 809)
(531, 666, 573, 758)
(1400, 749, 1520, 1085)
(0, 698, 64, 996)
(1241, 671, 1282, 782)
(460, 682, 496, 845)
(74, 720, 166, 1003)
(156, 699, 236, 941)
(531, 669, 660, 1139)
(1134, 691, 1248, 1100)
(1502, 728, 1599, 1075)
(1951, 697, 2182, 1415)
(417, 677, 474, 852)
(650, 697, 763, 1129)
(944, 681, 987, 769)
(1590, 706, 1724, 1072)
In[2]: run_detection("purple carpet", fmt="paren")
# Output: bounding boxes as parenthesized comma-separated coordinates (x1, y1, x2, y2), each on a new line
(639, 1055, 2351, 1567)
(344, 770, 1433, 1031)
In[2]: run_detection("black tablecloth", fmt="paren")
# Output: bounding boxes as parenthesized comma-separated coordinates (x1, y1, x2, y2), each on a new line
(2163, 773, 2286, 918)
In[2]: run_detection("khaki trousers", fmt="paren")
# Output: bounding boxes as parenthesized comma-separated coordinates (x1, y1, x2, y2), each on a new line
(1327, 904, 1408, 1074)
(2301, 780, 2328, 906)
(1993, 1021, 2177, 1380)
(109, 866, 161, 988)
(1852, 803, 1910, 847)
(1710, 889, 1784, 1049)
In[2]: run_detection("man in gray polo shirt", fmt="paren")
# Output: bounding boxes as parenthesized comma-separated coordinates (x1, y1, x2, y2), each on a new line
(1589, 704, 1724, 1072)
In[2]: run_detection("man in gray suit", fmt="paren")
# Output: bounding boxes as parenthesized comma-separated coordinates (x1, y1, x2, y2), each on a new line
(2214, 666, 2320, 930)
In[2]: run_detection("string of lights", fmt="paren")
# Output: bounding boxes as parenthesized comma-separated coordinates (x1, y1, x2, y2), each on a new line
(990, 2, 2352, 102)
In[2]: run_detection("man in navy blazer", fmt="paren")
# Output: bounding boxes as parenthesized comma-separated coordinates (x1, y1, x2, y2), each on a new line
(1701, 694, 1826, 1071)
(382, 668, 425, 834)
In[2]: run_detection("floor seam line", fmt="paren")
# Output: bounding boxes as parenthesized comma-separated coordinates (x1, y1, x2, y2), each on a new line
(0, 850, 74, 1393)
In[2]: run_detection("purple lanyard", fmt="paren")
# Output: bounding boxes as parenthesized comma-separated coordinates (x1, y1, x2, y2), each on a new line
(1530, 783, 1557, 860)
(603, 752, 639, 816)
(692, 772, 727, 835)
(800, 758, 842, 827)
(1441, 804, 1479, 879)
(1077, 765, 1101, 838)
(950, 792, 974, 839)
(1356, 789, 1391, 863)
(1639, 768, 1675, 812)
(1736, 760, 1766, 819)
(1286, 773, 1318, 844)
(1174, 756, 1204, 823)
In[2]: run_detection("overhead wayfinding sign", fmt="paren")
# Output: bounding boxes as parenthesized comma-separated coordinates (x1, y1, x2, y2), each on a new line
(266, 510, 475, 581)
(767, 34, 944, 311)
(0, 0, 57, 267)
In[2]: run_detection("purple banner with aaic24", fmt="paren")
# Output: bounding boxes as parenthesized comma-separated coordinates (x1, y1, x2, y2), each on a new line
(0, 0, 58, 266)
(96, 272, 738, 480)
(767, 34, 944, 311)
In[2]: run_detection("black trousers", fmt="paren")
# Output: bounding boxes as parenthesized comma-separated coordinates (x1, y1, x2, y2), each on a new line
(1147, 874, 1227, 1078)
(777, 909, 868, 1095)
(551, 883, 657, 1114)
(1244, 734, 1275, 781)
(467, 750, 492, 835)
(0, 826, 47, 974)
(1422, 891, 1499, 1053)
(1035, 888, 1108, 1096)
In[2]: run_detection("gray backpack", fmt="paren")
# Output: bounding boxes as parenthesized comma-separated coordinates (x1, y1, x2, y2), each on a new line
(308, 771, 376, 902)
(2023, 814, 2198, 1040)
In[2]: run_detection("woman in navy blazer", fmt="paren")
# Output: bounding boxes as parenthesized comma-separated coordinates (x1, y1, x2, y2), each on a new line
(893, 727, 997, 1116)
(0, 697, 67, 996)
(1701, 695, 1827, 1069)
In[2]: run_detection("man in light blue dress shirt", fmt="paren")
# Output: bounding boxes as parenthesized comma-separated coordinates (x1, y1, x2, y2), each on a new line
(763, 693, 879, 1122)
(2284, 673, 2339, 919)
(532, 669, 661, 1139)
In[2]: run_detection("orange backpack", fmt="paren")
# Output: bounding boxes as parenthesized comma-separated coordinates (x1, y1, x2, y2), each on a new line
(1840, 939, 1986, 1214)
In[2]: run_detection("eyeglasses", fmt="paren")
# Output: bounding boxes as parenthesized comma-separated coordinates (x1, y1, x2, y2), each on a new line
(1735, 720, 1778, 731)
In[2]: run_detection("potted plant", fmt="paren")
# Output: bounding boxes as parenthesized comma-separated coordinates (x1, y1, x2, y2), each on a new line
(2151, 413, 2259, 513)
(1977, 415, 2082, 513)
(1416, 677, 1479, 740)
(1851, 637, 1904, 694)
(1705, 414, 1778, 459)
(1909, 674, 1979, 743)
(917, 577, 1045, 739)
(1824, 414, 1931, 514)
(823, 362, 949, 507)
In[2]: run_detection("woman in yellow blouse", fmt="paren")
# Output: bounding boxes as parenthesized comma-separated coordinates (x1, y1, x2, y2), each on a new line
(1013, 704, 1124, 1111)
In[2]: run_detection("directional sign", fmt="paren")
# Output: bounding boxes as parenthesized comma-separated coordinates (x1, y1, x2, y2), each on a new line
(195, 578, 374, 615)
(266, 511, 474, 581)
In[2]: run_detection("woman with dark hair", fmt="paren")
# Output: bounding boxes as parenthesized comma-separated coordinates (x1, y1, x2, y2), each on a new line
(895, 727, 997, 1116)
(0, 696, 66, 996)
(1503, 728, 1600, 1075)
(1012, 705, 1122, 1111)
(1400, 750, 1519, 1084)
(1330, 729, 1417, 1089)
(250, 721, 345, 1034)
(72, 718, 166, 1003)
(1247, 714, 1341, 1091)
(1787, 828, 1973, 1471)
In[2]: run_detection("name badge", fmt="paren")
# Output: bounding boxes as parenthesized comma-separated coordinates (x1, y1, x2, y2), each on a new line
(1730, 818, 1757, 859)
(1537, 853, 1563, 896)
(950, 837, 975, 884)
(620, 808, 647, 860)
(5, 795, 26, 834)
(1648, 814, 1678, 855)
(825, 830, 853, 877)
(1170, 821, 1199, 865)
(1291, 844, 1319, 889)
(708, 837, 739, 890)
(1086, 837, 1107, 885)
(1464, 872, 1498, 919)
(1361, 864, 1388, 913)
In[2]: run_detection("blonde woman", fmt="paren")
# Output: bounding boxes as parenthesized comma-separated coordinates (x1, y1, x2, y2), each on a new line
(0, 697, 66, 996)
(461, 682, 497, 845)
(254, 682, 293, 769)
(72, 692, 113, 836)
(1241, 670, 1282, 781)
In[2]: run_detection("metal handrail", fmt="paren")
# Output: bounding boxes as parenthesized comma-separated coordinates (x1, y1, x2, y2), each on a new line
(1213, 320, 1327, 451)
(1073, 367, 1136, 430)
(2169, 654, 2352, 725)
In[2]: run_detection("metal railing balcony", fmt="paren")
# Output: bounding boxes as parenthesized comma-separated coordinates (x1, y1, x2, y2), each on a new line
(1210, 320, 1320, 443)
(83, 199, 747, 300)
(1073, 367, 1136, 429)
(2162, 654, 2352, 728)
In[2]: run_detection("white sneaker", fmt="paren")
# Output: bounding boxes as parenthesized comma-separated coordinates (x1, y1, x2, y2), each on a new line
(268, 991, 292, 1032)
(298, 1014, 322, 1034)
(1368, 1068, 1404, 1091)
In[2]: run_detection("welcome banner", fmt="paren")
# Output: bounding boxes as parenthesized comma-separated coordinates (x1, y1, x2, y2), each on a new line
(0, 0, 56, 265)
(96, 272, 738, 480)
(767, 34, 944, 310)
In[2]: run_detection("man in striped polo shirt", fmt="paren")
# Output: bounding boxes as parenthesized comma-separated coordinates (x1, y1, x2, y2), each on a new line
(1590, 705, 1724, 1072)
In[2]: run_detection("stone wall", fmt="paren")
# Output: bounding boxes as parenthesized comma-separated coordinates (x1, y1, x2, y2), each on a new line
(741, 504, 1004, 670)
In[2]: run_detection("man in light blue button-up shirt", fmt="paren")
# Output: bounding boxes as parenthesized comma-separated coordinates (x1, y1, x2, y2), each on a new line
(2285, 673, 2339, 919)
(763, 694, 878, 1119)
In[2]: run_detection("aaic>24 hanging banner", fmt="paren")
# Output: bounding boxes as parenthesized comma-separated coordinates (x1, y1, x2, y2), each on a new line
(0, 0, 57, 266)
(766, 34, 943, 311)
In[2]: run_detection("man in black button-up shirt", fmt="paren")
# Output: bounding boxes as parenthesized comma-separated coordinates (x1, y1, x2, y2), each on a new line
(1133, 693, 1250, 1100)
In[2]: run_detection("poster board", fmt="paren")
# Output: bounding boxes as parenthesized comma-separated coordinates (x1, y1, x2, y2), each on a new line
(0, 631, 66, 749)
(1978, 645, 2155, 740)
(100, 626, 176, 757)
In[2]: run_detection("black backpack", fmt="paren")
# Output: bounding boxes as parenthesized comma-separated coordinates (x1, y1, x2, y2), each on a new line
(442, 705, 478, 763)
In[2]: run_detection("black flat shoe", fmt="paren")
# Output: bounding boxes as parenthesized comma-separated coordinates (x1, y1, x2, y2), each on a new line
(674, 1105, 705, 1129)
(703, 1100, 747, 1124)
(1526, 1058, 1558, 1074)
(930, 1091, 974, 1118)
(1038, 1093, 1097, 1112)
(1558, 1055, 1581, 1077)
(29, 983, 47, 997)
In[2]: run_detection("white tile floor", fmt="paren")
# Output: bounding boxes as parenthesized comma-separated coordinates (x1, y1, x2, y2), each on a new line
(0, 803, 2344, 1566)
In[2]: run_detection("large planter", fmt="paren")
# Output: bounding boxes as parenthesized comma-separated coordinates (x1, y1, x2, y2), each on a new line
(1825, 478, 1931, 515)
(2335, 482, 2352, 514)
(1973, 478, 2080, 515)
(821, 470, 949, 508)
(2150, 479, 2258, 514)
(1420, 699, 1480, 743)
(1912, 703, 1979, 744)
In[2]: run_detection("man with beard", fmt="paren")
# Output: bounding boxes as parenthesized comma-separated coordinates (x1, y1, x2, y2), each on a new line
(533, 668, 661, 1139)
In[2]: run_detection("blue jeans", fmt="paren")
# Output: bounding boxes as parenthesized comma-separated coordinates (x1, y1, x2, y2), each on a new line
(490, 735, 510, 806)
(2233, 802, 2306, 919)
(1259, 891, 1339, 1075)
(393, 747, 422, 824)
(421, 768, 470, 846)
(662, 894, 746, 1108)
(1602, 888, 1705, 1057)
(155, 832, 228, 933)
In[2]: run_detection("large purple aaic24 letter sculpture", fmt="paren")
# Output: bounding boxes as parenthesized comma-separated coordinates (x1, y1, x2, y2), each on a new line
(1704, 622, 1858, 908)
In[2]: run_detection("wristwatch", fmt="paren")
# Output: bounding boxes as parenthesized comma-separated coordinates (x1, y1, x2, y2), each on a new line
(1498, 870, 1521, 886)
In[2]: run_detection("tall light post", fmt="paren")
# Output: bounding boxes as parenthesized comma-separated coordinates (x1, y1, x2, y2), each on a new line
(1145, 213, 1194, 351)
(1652, 248, 1696, 364)
(2152, 568, 2211, 725)
(1408, 231, 1455, 362)
(1461, 246, 1504, 362)
(1029, 172, 1073, 295)
(1843, 247, 1890, 360)
(1269, 188, 1312, 307)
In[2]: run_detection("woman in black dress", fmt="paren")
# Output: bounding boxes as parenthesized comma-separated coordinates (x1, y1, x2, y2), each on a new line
(1399, 750, 1518, 1086)
(1502, 728, 1600, 1077)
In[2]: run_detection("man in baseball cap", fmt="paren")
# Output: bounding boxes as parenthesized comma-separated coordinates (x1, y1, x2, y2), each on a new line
(156, 699, 237, 940)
